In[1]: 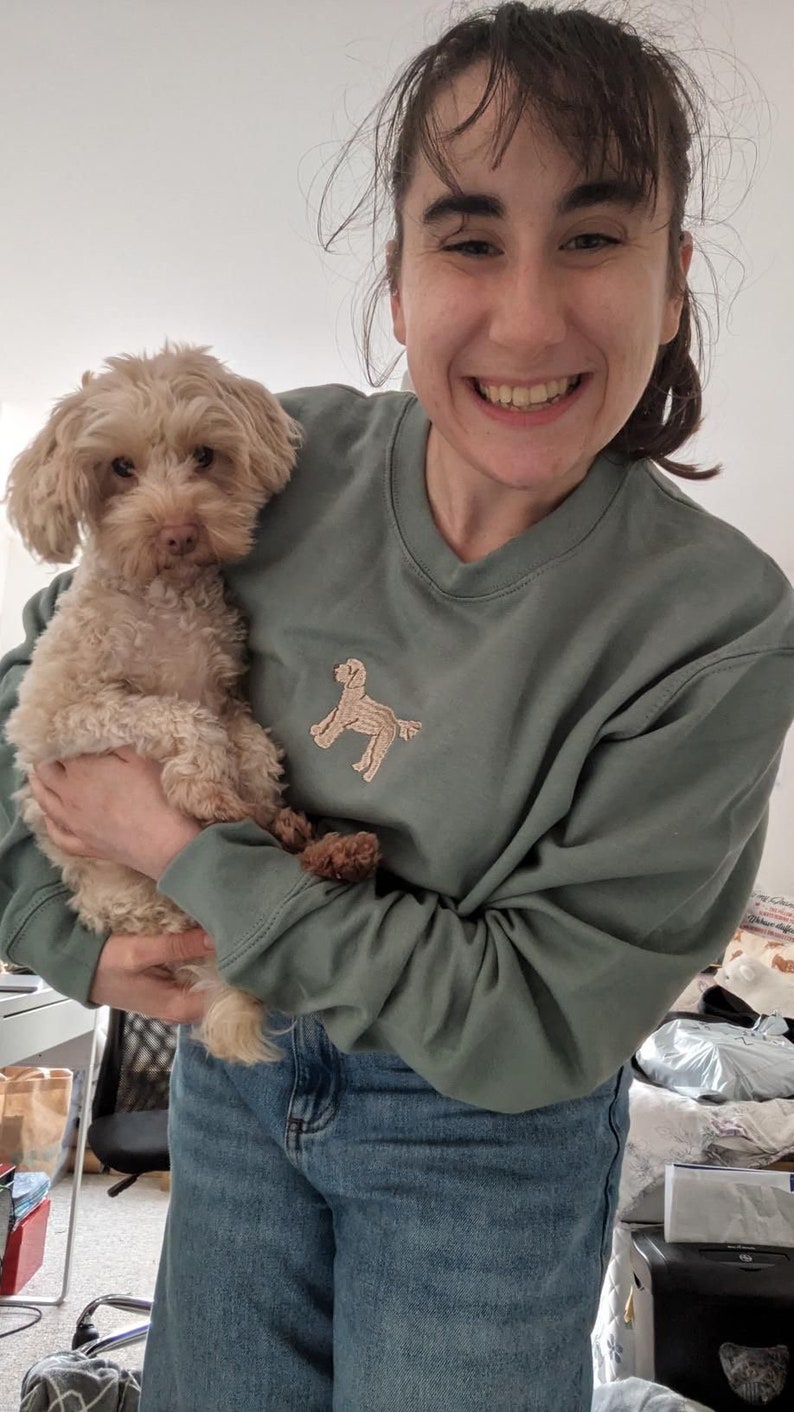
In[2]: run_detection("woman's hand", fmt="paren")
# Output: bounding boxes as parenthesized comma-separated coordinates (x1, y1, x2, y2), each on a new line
(29, 748, 201, 878)
(90, 929, 216, 1023)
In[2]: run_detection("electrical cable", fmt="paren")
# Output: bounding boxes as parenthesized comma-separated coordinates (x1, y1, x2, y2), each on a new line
(0, 1301, 43, 1337)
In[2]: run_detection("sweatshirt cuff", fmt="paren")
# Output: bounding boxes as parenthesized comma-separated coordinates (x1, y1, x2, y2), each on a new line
(6, 884, 108, 1006)
(156, 819, 315, 958)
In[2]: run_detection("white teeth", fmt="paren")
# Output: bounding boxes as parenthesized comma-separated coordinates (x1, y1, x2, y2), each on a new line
(477, 376, 580, 409)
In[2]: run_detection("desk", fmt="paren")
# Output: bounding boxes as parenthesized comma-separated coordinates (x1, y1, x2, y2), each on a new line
(0, 984, 99, 1306)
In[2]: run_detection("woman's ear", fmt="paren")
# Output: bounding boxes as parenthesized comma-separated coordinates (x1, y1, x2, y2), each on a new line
(660, 231, 695, 347)
(387, 240, 406, 346)
(4, 384, 92, 563)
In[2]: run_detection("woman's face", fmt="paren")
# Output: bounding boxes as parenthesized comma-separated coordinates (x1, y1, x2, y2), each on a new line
(390, 69, 693, 518)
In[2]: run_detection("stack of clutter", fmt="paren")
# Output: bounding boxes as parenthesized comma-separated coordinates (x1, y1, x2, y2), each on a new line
(636, 890, 794, 1108)
(703, 891, 794, 1036)
(0, 1058, 71, 1297)
(0, 1165, 52, 1295)
(10, 1170, 50, 1224)
(626, 890, 794, 1411)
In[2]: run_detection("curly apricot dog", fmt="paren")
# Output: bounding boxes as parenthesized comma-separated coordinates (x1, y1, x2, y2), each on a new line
(5, 344, 378, 1064)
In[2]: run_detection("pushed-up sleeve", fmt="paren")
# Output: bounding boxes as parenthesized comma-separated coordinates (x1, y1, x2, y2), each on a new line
(158, 642, 794, 1112)
(0, 575, 107, 1004)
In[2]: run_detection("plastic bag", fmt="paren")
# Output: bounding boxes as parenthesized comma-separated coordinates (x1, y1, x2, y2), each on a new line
(635, 1016, 794, 1103)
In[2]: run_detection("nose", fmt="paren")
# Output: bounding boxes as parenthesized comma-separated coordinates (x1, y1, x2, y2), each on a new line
(158, 522, 199, 556)
(490, 258, 567, 353)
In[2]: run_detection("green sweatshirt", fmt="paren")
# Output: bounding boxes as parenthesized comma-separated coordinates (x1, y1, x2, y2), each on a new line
(2, 385, 794, 1111)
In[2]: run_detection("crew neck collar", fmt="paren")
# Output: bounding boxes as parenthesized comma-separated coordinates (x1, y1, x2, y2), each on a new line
(387, 394, 630, 599)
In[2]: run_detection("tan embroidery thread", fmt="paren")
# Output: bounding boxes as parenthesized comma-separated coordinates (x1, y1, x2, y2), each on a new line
(309, 658, 422, 782)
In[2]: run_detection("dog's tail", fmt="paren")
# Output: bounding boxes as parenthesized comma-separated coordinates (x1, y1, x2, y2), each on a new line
(398, 719, 422, 740)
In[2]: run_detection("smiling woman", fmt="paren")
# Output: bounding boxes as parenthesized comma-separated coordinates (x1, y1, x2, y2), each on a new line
(376, 66, 698, 555)
(320, 3, 714, 483)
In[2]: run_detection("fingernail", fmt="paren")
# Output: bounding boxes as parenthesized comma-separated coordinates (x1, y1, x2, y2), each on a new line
(202, 934, 215, 951)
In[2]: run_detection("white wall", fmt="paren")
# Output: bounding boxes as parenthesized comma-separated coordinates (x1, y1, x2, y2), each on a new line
(0, 0, 791, 888)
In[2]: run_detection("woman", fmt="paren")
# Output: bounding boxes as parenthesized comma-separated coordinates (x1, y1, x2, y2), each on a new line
(3, 5, 794, 1409)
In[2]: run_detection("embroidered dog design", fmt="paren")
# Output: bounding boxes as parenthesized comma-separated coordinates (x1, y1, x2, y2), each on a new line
(310, 658, 421, 782)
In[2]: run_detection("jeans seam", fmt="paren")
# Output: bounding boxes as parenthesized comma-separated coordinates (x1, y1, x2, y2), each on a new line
(284, 1019, 305, 1158)
(599, 1067, 627, 1283)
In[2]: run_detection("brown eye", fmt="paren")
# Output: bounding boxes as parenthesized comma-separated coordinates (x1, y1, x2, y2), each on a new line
(112, 457, 135, 478)
(193, 446, 214, 469)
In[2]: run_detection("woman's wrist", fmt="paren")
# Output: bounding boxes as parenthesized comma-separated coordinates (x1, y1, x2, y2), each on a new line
(147, 815, 203, 880)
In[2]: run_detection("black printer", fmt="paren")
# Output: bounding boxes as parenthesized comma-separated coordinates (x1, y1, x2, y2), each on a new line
(631, 1228, 794, 1409)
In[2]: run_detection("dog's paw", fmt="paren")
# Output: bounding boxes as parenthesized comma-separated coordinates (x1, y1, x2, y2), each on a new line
(270, 806, 315, 853)
(299, 831, 380, 883)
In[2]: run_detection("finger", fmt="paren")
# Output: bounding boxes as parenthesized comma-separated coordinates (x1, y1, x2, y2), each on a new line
(99, 975, 210, 1025)
(33, 760, 66, 788)
(28, 776, 80, 840)
(27, 773, 45, 806)
(126, 929, 215, 968)
(41, 816, 89, 857)
(29, 768, 60, 813)
(29, 770, 62, 810)
(133, 979, 210, 1026)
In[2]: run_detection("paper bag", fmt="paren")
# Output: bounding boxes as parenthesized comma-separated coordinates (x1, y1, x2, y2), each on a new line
(0, 1067, 73, 1177)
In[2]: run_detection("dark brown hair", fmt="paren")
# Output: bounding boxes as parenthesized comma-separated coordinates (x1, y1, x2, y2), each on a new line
(320, 2, 722, 479)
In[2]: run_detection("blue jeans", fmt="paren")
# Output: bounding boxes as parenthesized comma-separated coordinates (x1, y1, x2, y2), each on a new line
(140, 1014, 629, 1412)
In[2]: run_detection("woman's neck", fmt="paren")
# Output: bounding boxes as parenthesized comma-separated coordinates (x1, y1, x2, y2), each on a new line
(424, 428, 581, 563)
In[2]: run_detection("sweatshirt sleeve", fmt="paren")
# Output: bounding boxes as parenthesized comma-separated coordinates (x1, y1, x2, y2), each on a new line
(157, 642, 794, 1112)
(0, 574, 108, 1004)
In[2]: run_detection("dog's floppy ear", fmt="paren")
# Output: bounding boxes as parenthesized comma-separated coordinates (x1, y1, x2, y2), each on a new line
(221, 373, 302, 495)
(344, 658, 366, 690)
(4, 377, 94, 563)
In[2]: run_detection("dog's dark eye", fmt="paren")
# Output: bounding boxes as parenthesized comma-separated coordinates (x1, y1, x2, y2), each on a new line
(193, 446, 214, 469)
(111, 457, 135, 479)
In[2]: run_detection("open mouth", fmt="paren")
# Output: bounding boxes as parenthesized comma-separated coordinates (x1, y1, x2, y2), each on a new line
(471, 374, 584, 412)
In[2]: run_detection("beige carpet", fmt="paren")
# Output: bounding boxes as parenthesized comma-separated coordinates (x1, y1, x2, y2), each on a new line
(0, 1170, 168, 1409)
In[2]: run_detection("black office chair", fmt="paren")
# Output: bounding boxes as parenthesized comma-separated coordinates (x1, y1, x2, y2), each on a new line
(71, 1009, 176, 1357)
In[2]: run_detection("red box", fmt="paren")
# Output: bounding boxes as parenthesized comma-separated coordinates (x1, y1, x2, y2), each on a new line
(0, 1198, 50, 1295)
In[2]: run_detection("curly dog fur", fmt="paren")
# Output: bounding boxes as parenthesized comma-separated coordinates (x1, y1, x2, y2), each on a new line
(4, 344, 378, 1064)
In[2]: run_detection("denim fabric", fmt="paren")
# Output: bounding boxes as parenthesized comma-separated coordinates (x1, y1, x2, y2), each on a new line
(140, 1015, 629, 1412)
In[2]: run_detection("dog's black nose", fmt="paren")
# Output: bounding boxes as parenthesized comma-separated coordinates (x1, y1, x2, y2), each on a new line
(158, 523, 199, 556)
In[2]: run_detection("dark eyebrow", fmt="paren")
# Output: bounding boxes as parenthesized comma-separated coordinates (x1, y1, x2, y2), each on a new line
(422, 192, 505, 225)
(557, 178, 646, 216)
(421, 178, 646, 227)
